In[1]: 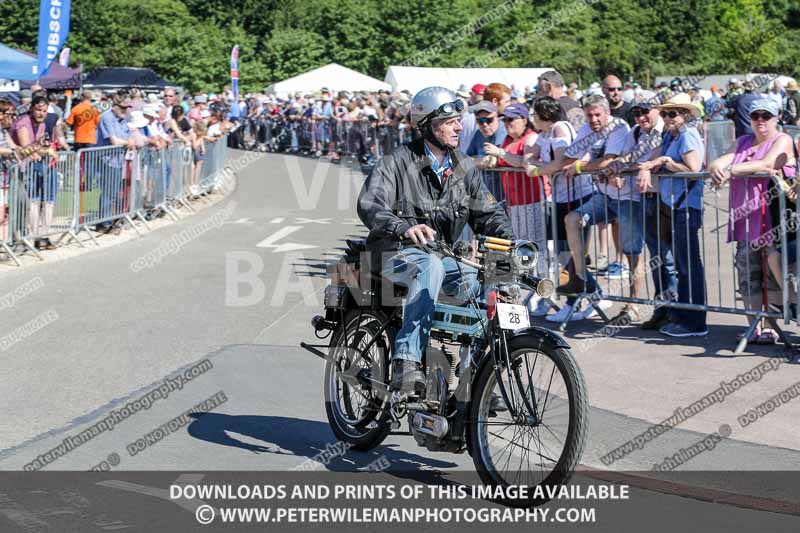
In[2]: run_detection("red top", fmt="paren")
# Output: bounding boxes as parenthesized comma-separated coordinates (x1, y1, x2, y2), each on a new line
(496, 130, 549, 206)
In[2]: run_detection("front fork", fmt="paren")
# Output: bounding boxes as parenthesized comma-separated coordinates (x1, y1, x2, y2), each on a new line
(490, 327, 540, 424)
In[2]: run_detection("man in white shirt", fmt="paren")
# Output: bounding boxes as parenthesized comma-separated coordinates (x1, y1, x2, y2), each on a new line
(558, 96, 629, 295)
(529, 95, 627, 321)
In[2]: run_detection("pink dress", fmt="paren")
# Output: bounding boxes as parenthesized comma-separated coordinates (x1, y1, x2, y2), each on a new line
(728, 133, 796, 244)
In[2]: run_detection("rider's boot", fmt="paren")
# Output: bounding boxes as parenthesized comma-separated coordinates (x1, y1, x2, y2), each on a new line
(390, 359, 426, 394)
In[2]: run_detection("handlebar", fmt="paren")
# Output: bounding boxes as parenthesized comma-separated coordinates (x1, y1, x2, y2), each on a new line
(415, 239, 554, 298)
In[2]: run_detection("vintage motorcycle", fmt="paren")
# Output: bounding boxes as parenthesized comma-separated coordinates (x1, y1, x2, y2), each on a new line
(301, 236, 588, 506)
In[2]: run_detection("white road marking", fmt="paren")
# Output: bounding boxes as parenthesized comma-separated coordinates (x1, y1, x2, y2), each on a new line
(295, 217, 332, 225)
(269, 217, 285, 224)
(256, 226, 317, 253)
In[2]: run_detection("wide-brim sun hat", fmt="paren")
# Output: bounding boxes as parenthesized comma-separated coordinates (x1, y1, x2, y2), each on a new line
(657, 93, 700, 118)
(127, 110, 148, 129)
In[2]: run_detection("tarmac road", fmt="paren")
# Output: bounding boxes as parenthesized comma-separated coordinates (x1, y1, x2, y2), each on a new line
(0, 151, 798, 531)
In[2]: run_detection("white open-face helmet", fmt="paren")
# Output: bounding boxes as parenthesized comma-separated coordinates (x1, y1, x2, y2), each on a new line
(410, 86, 464, 128)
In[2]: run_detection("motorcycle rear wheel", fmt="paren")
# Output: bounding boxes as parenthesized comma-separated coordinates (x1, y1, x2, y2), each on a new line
(323, 309, 393, 451)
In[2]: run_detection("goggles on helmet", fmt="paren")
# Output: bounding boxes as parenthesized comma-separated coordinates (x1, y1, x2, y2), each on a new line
(421, 99, 465, 126)
(435, 99, 465, 117)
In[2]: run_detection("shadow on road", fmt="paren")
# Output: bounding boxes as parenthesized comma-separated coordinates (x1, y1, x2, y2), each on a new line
(547, 317, 797, 359)
(186, 413, 459, 477)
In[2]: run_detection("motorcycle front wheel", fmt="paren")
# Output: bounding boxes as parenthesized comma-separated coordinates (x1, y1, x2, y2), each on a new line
(468, 336, 588, 507)
(323, 309, 393, 451)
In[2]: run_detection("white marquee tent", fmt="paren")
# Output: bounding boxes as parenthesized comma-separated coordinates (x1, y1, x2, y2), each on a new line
(385, 66, 553, 95)
(265, 63, 391, 96)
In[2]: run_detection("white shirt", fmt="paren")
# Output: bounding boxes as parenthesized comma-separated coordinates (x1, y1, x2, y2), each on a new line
(535, 121, 586, 203)
(612, 117, 665, 201)
(360, 105, 377, 119)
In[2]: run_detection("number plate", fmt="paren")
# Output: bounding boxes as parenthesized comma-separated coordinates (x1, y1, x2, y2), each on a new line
(496, 303, 530, 330)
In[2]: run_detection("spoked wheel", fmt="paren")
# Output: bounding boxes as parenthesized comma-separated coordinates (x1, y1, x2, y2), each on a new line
(323, 309, 393, 450)
(469, 337, 588, 507)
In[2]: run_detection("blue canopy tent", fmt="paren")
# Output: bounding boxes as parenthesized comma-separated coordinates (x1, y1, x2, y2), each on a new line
(0, 43, 37, 80)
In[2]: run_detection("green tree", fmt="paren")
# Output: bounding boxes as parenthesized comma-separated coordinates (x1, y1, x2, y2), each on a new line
(262, 29, 326, 83)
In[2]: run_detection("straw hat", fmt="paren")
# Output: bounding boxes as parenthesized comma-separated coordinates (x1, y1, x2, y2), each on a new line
(787, 80, 799, 92)
(657, 92, 700, 118)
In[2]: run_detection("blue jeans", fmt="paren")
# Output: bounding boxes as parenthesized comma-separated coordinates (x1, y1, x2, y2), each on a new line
(643, 195, 678, 320)
(669, 207, 707, 329)
(382, 247, 479, 363)
(575, 192, 644, 255)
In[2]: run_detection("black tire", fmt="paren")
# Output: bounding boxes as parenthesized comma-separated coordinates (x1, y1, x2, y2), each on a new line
(323, 309, 393, 451)
(468, 336, 588, 507)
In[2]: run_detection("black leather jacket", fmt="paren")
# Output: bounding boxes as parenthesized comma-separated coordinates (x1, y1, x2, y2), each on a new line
(357, 139, 513, 254)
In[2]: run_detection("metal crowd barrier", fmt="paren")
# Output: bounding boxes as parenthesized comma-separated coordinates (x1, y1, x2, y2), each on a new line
(479, 166, 797, 355)
(242, 116, 408, 159)
(0, 134, 230, 265)
(198, 136, 228, 191)
(704, 120, 735, 168)
(782, 125, 800, 145)
(167, 141, 195, 212)
(74, 145, 137, 240)
(8, 151, 81, 260)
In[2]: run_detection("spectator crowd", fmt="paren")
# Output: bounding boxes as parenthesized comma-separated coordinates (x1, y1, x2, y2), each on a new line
(0, 85, 237, 245)
(1, 70, 798, 346)
(218, 69, 797, 345)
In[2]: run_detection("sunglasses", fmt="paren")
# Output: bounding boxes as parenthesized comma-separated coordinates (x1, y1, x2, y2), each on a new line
(476, 117, 496, 125)
(606, 87, 622, 92)
(749, 111, 774, 121)
(502, 117, 521, 123)
(659, 110, 682, 119)
(632, 108, 651, 117)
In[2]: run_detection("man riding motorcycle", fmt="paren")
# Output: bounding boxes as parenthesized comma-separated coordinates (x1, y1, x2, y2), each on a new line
(357, 86, 514, 393)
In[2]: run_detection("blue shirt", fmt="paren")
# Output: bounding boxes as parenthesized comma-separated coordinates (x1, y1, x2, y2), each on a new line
(227, 101, 241, 120)
(726, 91, 759, 137)
(459, 112, 476, 150)
(423, 143, 452, 186)
(659, 126, 705, 210)
(322, 102, 334, 118)
(465, 122, 507, 157)
(96, 110, 130, 148)
(704, 95, 725, 121)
